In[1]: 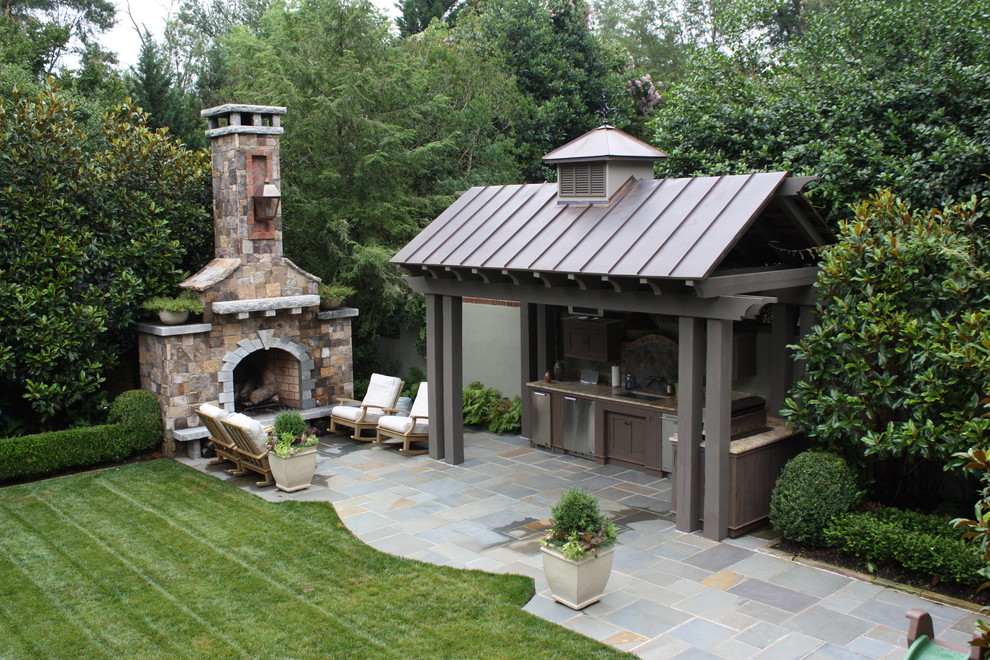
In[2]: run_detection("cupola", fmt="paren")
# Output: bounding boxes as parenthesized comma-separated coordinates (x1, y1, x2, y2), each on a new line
(542, 125, 667, 204)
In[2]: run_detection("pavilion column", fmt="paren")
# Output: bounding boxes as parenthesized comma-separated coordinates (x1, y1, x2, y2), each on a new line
(519, 303, 539, 438)
(425, 294, 464, 464)
(703, 318, 733, 541)
(425, 294, 445, 460)
(769, 303, 797, 416)
(676, 317, 705, 532)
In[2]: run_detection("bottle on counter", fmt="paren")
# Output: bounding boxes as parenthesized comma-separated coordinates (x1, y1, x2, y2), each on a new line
(625, 372, 634, 389)
(544, 370, 553, 383)
(553, 360, 566, 381)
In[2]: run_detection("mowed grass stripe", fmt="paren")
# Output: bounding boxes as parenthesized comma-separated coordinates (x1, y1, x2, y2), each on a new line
(16, 489, 251, 658)
(94, 479, 398, 654)
(0, 460, 630, 659)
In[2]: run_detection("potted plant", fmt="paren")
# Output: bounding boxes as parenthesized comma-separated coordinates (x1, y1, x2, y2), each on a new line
(266, 410, 319, 492)
(142, 289, 205, 325)
(539, 487, 617, 610)
(318, 282, 356, 310)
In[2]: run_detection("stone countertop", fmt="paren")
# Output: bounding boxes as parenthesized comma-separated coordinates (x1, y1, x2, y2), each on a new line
(527, 379, 678, 412)
(527, 380, 797, 454)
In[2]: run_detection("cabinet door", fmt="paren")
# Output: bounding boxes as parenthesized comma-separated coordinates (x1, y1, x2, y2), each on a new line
(605, 410, 649, 464)
(529, 391, 552, 448)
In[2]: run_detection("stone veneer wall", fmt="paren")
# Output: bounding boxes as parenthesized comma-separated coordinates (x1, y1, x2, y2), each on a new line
(138, 308, 353, 457)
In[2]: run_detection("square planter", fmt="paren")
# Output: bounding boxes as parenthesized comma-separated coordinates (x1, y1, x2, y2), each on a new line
(269, 447, 318, 492)
(541, 544, 615, 610)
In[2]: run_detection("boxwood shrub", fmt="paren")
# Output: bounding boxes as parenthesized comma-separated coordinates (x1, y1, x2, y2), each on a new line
(770, 450, 862, 546)
(0, 390, 162, 484)
(825, 508, 985, 586)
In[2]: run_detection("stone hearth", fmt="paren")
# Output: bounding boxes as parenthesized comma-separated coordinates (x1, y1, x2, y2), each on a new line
(138, 104, 355, 457)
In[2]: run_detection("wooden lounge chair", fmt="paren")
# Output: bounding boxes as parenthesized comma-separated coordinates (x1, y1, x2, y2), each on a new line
(329, 373, 404, 441)
(376, 382, 429, 455)
(220, 414, 274, 487)
(905, 609, 985, 659)
(197, 404, 242, 473)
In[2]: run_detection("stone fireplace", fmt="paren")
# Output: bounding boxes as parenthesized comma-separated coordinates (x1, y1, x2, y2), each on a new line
(137, 104, 355, 457)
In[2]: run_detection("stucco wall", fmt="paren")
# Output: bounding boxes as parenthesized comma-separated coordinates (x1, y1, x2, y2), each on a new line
(463, 301, 521, 397)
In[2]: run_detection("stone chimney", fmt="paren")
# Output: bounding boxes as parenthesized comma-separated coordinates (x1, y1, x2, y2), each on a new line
(201, 104, 287, 261)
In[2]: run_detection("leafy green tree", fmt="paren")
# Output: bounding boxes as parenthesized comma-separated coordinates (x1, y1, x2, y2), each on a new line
(215, 0, 522, 375)
(126, 32, 204, 148)
(454, 0, 636, 179)
(396, 0, 458, 36)
(783, 191, 990, 502)
(651, 0, 990, 225)
(0, 0, 115, 77)
(0, 83, 212, 432)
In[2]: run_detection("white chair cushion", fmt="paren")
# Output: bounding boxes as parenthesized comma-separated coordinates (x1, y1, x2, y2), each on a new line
(332, 405, 384, 424)
(199, 403, 230, 421)
(409, 383, 428, 418)
(378, 415, 429, 436)
(226, 412, 268, 453)
(363, 373, 402, 415)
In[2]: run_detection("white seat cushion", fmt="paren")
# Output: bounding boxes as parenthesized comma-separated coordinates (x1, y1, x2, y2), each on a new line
(226, 412, 269, 453)
(199, 403, 229, 421)
(378, 415, 428, 436)
(331, 405, 383, 424)
(362, 373, 403, 415)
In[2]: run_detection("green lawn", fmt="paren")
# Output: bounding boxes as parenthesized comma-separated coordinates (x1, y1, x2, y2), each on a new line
(0, 460, 627, 659)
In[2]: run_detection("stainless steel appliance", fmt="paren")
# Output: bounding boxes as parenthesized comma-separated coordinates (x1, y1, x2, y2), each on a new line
(530, 390, 552, 448)
(562, 395, 595, 456)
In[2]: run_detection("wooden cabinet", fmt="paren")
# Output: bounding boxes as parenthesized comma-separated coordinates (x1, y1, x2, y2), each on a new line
(562, 317, 622, 361)
(598, 401, 662, 474)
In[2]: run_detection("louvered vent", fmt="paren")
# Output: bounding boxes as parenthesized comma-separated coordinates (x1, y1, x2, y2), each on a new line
(559, 163, 606, 197)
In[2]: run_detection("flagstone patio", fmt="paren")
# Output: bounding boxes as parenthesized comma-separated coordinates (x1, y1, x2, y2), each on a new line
(178, 430, 981, 659)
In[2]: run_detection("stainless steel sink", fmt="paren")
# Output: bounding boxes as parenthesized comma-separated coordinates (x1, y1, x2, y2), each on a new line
(615, 391, 668, 402)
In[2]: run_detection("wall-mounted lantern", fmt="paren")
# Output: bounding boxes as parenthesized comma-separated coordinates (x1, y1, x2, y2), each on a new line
(251, 179, 280, 239)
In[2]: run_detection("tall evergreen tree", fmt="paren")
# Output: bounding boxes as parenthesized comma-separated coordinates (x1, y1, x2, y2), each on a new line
(126, 34, 204, 148)
(396, 0, 458, 36)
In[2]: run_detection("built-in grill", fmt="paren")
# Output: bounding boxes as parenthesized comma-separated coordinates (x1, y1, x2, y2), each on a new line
(728, 396, 768, 438)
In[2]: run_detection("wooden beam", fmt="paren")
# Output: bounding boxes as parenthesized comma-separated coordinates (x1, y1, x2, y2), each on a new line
(779, 196, 826, 245)
(703, 319, 733, 541)
(775, 175, 819, 197)
(676, 317, 705, 533)
(405, 276, 776, 321)
(640, 278, 663, 295)
(690, 267, 820, 298)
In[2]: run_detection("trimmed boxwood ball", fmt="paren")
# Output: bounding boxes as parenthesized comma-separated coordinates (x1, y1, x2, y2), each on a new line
(107, 390, 163, 454)
(770, 450, 862, 546)
(273, 410, 307, 438)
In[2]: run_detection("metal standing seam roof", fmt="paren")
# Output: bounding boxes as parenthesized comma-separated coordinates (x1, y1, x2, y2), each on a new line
(392, 172, 798, 282)
(542, 125, 668, 163)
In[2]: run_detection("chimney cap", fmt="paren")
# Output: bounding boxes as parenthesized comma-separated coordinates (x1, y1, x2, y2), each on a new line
(201, 104, 287, 118)
(543, 124, 667, 164)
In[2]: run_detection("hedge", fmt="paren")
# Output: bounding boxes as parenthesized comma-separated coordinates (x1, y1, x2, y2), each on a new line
(769, 451, 863, 546)
(825, 508, 986, 586)
(0, 390, 162, 483)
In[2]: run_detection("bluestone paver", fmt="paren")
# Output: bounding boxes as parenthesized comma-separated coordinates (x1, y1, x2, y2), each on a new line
(178, 429, 980, 658)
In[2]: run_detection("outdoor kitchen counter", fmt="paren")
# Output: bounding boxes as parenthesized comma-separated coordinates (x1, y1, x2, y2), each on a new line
(526, 381, 790, 452)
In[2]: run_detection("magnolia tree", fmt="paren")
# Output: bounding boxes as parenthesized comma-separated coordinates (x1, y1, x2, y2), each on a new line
(0, 84, 211, 432)
(783, 191, 990, 503)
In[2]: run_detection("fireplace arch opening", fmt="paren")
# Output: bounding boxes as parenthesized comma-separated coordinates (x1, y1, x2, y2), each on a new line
(232, 348, 300, 413)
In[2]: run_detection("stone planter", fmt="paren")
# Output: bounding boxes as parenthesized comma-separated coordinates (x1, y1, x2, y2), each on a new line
(158, 309, 189, 325)
(269, 447, 318, 492)
(319, 298, 341, 311)
(541, 544, 615, 610)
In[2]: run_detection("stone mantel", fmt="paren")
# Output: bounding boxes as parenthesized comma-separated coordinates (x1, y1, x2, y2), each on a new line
(212, 295, 319, 316)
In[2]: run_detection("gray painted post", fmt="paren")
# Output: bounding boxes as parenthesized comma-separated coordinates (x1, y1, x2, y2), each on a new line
(794, 305, 816, 382)
(536, 304, 554, 376)
(519, 303, 539, 438)
(442, 295, 464, 464)
(704, 319, 733, 541)
(769, 303, 797, 416)
(676, 317, 705, 532)
(425, 294, 445, 461)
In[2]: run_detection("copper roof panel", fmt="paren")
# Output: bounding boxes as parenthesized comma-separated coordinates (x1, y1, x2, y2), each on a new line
(666, 172, 788, 279)
(392, 172, 812, 281)
(543, 125, 667, 163)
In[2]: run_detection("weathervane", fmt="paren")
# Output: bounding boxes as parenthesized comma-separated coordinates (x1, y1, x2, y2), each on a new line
(595, 88, 617, 125)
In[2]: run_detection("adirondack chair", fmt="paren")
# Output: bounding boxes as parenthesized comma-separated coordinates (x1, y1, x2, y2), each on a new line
(376, 382, 429, 455)
(905, 610, 985, 660)
(329, 373, 404, 441)
(220, 414, 274, 487)
(197, 404, 242, 473)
